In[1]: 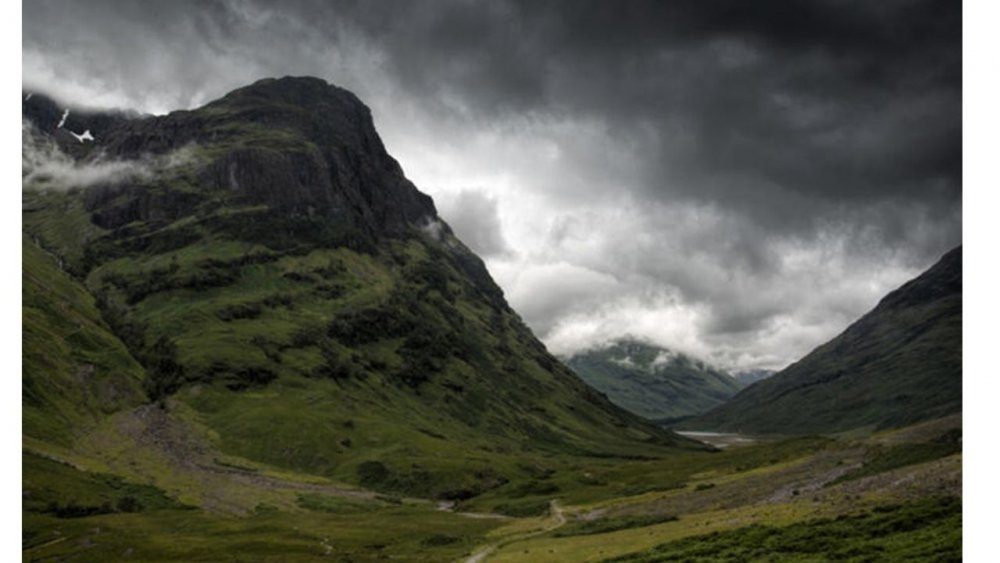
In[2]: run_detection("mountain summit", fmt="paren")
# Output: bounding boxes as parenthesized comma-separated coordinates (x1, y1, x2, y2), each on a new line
(25, 77, 437, 243)
(116, 77, 436, 238)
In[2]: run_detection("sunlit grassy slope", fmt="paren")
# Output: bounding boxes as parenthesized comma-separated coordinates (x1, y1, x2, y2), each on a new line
(25, 187, 703, 501)
(606, 496, 961, 562)
(22, 236, 146, 446)
(479, 415, 961, 562)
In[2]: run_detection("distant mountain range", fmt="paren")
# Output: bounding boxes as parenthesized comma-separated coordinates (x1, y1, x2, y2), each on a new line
(683, 246, 961, 434)
(565, 339, 743, 421)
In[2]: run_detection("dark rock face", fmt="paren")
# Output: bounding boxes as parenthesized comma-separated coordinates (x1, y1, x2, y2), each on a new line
(207, 78, 438, 238)
(22, 93, 65, 131)
(24, 76, 505, 307)
(200, 138, 435, 238)
(27, 77, 438, 240)
(84, 183, 203, 233)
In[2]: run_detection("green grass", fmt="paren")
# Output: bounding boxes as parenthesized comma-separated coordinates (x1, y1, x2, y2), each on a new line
(22, 451, 188, 520)
(18, 216, 845, 537)
(493, 499, 553, 517)
(38, 193, 700, 499)
(295, 493, 386, 513)
(23, 503, 502, 562)
(22, 189, 107, 276)
(607, 497, 961, 562)
(554, 514, 679, 537)
(831, 430, 962, 486)
(22, 237, 147, 445)
(460, 436, 832, 513)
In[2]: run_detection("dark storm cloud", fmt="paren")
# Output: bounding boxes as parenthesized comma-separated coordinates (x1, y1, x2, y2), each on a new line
(24, 0, 961, 210)
(358, 0, 961, 211)
(22, 0, 962, 368)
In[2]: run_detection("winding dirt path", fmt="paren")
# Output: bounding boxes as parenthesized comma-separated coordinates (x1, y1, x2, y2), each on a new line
(464, 500, 565, 563)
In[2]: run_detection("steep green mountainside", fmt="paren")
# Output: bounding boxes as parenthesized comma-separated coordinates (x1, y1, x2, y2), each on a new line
(565, 339, 743, 421)
(23, 77, 702, 505)
(684, 247, 962, 434)
(22, 236, 147, 447)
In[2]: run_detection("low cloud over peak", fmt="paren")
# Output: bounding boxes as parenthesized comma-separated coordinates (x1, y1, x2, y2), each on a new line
(436, 190, 509, 258)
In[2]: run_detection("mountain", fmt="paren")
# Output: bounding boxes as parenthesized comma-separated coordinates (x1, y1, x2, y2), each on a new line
(733, 369, 775, 387)
(565, 339, 743, 421)
(20, 78, 962, 561)
(23, 77, 704, 509)
(683, 247, 962, 434)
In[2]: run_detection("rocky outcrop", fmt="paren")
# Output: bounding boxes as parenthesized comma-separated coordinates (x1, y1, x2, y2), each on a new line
(28, 77, 438, 242)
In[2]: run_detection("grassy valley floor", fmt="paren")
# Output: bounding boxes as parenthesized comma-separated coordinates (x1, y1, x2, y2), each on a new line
(23, 414, 960, 561)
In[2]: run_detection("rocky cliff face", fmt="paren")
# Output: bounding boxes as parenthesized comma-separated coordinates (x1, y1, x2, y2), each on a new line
(25, 77, 437, 243)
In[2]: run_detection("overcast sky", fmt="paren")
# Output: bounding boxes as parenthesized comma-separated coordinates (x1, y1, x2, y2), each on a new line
(23, 0, 961, 371)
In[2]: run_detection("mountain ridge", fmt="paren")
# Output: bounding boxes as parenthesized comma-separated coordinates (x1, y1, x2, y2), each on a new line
(733, 369, 775, 387)
(682, 246, 962, 434)
(565, 337, 744, 421)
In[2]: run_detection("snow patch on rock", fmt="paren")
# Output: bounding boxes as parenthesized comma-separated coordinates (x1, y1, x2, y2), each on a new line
(70, 129, 94, 143)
